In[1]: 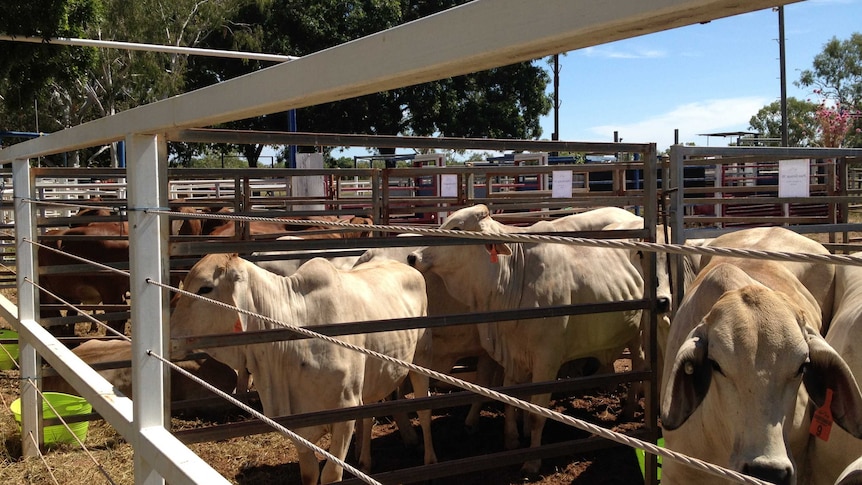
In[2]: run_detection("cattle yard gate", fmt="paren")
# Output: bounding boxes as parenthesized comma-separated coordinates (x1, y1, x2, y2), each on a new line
(0, 137, 669, 483)
(666, 145, 862, 308)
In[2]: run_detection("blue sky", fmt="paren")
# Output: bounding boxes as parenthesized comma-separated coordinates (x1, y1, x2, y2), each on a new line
(548, 0, 860, 152)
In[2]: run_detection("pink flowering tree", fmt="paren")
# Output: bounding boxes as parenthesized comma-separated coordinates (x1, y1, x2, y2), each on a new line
(797, 34, 862, 147)
(808, 90, 862, 147)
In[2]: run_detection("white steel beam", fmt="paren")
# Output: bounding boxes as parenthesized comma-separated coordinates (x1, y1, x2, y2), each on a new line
(137, 427, 232, 485)
(125, 134, 174, 484)
(12, 158, 43, 455)
(0, 34, 298, 62)
(0, 0, 801, 162)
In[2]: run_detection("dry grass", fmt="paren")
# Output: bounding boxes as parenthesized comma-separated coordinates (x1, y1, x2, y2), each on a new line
(0, 332, 643, 485)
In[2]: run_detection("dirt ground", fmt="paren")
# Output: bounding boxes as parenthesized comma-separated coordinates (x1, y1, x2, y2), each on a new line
(0, 336, 648, 485)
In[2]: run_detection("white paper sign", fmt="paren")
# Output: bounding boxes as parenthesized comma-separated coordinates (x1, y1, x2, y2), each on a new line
(778, 159, 810, 198)
(440, 174, 458, 197)
(552, 170, 573, 198)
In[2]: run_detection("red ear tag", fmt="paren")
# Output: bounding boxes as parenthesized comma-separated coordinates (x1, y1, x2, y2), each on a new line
(489, 246, 499, 263)
(234, 319, 243, 333)
(810, 388, 834, 441)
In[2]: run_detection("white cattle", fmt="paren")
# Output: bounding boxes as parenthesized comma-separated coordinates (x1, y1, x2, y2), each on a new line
(354, 244, 501, 429)
(806, 253, 862, 485)
(408, 204, 646, 475)
(257, 243, 423, 461)
(170, 254, 437, 485)
(661, 228, 862, 485)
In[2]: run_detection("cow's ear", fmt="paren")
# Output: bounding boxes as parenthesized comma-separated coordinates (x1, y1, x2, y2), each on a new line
(661, 321, 711, 430)
(484, 243, 512, 261)
(804, 328, 862, 438)
(835, 456, 862, 485)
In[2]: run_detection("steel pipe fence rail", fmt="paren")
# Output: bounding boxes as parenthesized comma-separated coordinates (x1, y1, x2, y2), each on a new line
(146, 209, 862, 267)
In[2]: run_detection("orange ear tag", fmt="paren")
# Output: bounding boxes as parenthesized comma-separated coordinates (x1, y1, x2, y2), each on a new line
(489, 246, 499, 264)
(234, 318, 243, 333)
(810, 388, 834, 441)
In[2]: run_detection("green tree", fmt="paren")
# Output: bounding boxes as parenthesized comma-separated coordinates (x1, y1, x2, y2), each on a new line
(3, 0, 551, 166)
(798, 33, 862, 108)
(0, 0, 102, 109)
(186, 0, 551, 167)
(0, 0, 102, 151)
(1, 0, 248, 163)
(748, 98, 819, 147)
(326, 155, 355, 169)
(797, 33, 862, 147)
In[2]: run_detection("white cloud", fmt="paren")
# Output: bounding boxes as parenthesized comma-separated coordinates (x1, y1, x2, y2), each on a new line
(580, 46, 667, 59)
(588, 96, 772, 151)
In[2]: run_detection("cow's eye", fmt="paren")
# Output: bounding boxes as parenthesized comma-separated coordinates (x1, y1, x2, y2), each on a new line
(709, 359, 725, 376)
(797, 361, 809, 377)
(197, 286, 213, 295)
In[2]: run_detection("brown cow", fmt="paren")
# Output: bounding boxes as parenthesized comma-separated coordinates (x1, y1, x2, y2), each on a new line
(206, 215, 374, 239)
(38, 222, 130, 337)
(42, 339, 238, 416)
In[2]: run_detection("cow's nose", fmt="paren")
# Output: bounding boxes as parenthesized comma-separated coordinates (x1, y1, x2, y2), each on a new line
(742, 462, 792, 485)
(407, 254, 417, 267)
(656, 296, 671, 314)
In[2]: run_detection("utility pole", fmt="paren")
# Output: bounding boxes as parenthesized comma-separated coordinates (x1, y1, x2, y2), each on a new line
(778, 6, 788, 146)
(552, 54, 561, 156)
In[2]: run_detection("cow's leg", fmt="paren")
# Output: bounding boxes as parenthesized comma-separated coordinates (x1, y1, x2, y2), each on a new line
(521, 362, 559, 476)
(320, 420, 353, 484)
(464, 354, 500, 430)
(293, 425, 327, 485)
(391, 383, 419, 446)
(623, 331, 647, 418)
(103, 293, 128, 336)
(521, 400, 549, 475)
(236, 366, 251, 395)
(408, 370, 437, 465)
(356, 418, 373, 472)
(296, 447, 321, 485)
(503, 370, 523, 451)
(393, 412, 419, 445)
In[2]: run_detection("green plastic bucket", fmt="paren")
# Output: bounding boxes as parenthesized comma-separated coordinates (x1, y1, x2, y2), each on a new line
(10, 392, 92, 446)
(0, 329, 19, 370)
(636, 437, 664, 482)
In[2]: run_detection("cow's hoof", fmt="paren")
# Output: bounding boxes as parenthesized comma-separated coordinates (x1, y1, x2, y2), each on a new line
(519, 461, 541, 481)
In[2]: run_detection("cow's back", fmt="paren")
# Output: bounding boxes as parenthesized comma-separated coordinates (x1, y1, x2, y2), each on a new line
(701, 227, 835, 327)
(807, 256, 862, 485)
